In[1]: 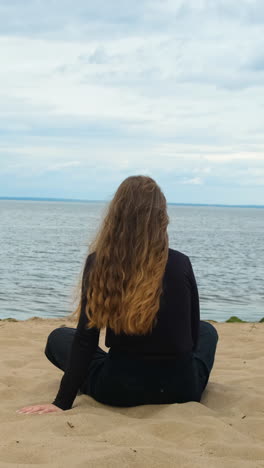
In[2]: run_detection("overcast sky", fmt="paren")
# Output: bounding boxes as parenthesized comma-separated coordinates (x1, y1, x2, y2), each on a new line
(0, 0, 264, 204)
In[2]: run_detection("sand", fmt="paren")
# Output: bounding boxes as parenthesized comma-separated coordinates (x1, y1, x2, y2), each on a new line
(0, 318, 263, 468)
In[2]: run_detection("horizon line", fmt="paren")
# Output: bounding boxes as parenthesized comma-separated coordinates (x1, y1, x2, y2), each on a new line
(0, 196, 263, 208)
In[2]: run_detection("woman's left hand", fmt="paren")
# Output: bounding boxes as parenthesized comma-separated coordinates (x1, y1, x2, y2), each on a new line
(16, 403, 64, 414)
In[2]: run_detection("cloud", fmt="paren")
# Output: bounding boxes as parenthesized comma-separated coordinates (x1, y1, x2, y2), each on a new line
(180, 177, 203, 185)
(46, 161, 81, 171)
(0, 0, 264, 204)
(244, 53, 264, 71)
(150, 0, 264, 25)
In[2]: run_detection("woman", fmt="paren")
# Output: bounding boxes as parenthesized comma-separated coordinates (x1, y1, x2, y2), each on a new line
(17, 175, 218, 415)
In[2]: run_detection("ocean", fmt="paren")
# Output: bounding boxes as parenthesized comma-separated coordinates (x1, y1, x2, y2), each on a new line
(0, 200, 263, 322)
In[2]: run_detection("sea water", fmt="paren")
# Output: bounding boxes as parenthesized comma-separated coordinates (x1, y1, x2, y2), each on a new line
(0, 200, 263, 322)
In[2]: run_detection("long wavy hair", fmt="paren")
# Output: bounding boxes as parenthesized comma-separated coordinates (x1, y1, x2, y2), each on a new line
(69, 175, 170, 335)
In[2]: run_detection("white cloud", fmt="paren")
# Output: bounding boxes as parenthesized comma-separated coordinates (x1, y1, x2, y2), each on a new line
(192, 167, 212, 174)
(0, 0, 264, 204)
(180, 177, 204, 185)
(202, 152, 264, 162)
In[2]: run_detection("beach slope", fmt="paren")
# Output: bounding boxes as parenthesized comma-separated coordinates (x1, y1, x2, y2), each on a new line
(0, 318, 263, 468)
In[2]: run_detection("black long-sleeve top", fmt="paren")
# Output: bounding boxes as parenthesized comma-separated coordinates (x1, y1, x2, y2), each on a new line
(52, 248, 200, 410)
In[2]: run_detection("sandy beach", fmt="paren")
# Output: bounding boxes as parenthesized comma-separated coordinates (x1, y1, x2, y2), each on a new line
(0, 317, 263, 468)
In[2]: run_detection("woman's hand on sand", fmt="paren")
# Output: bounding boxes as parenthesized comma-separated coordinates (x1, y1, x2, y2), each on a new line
(16, 404, 64, 414)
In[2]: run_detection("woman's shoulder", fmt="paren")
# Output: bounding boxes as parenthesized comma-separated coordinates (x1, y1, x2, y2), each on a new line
(167, 248, 193, 279)
(168, 247, 190, 263)
(84, 251, 96, 271)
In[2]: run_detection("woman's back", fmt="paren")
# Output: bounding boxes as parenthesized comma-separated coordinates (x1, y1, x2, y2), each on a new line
(104, 247, 200, 356)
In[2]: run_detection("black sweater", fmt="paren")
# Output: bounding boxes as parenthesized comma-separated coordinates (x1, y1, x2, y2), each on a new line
(52, 248, 200, 410)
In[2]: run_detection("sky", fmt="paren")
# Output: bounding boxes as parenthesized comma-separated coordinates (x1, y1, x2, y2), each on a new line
(0, 0, 264, 205)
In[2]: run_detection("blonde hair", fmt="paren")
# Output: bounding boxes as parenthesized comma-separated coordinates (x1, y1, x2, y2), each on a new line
(69, 175, 169, 335)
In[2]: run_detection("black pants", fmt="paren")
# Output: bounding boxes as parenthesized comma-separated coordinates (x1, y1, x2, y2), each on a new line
(45, 321, 218, 406)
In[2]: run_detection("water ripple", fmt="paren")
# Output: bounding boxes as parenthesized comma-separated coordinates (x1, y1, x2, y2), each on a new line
(0, 201, 263, 322)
